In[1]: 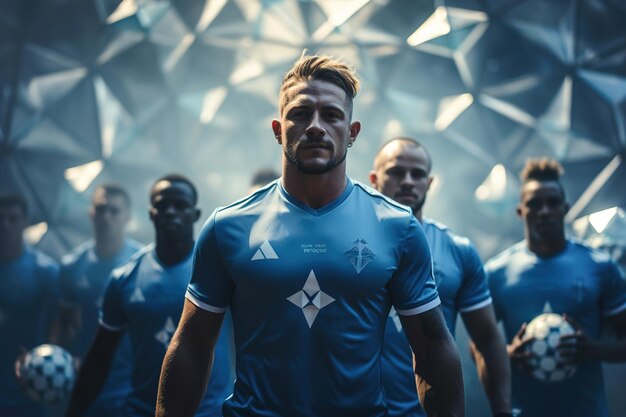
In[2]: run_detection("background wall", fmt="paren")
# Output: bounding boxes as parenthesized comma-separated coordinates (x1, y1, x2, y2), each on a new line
(1, 0, 625, 415)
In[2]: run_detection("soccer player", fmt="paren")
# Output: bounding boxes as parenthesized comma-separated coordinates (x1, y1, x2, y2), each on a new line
(369, 137, 512, 417)
(485, 158, 626, 417)
(156, 54, 464, 417)
(0, 194, 59, 417)
(64, 175, 233, 417)
(52, 184, 141, 416)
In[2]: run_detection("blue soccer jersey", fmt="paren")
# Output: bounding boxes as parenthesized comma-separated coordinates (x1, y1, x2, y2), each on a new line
(381, 219, 491, 417)
(59, 239, 140, 417)
(0, 246, 59, 417)
(486, 239, 626, 417)
(100, 245, 233, 417)
(186, 179, 440, 417)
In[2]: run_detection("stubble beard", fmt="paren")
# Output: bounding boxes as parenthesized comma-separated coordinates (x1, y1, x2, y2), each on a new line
(411, 194, 427, 216)
(284, 143, 348, 175)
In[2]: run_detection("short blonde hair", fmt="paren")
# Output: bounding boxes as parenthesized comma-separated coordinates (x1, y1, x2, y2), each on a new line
(279, 53, 360, 114)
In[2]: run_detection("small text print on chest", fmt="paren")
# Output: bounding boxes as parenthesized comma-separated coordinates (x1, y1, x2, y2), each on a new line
(301, 243, 327, 254)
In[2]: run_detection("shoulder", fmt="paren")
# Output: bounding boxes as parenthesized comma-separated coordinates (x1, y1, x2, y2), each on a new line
(352, 180, 413, 222)
(484, 241, 526, 274)
(423, 219, 472, 248)
(213, 180, 279, 223)
(567, 239, 618, 274)
(567, 239, 612, 262)
(27, 246, 59, 274)
(61, 240, 93, 267)
(110, 244, 153, 283)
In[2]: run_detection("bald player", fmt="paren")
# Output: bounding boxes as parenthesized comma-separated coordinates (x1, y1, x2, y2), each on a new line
(370, 137, 512, 417)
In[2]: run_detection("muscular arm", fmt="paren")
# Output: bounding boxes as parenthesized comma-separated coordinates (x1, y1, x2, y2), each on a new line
(462, 305, 511, 415)
(400, 306, 465, 417)
(156, 299, 225, 417)
(64, 326, 123, 417)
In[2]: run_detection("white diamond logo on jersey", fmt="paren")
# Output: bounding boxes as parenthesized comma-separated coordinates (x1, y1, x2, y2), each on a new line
(154, 316, 176, 348)
(130, 287, 145, 302)
(77, 275, 90, 289)
(543, 302, 554, 313)
(389, 307, 403, 332)
(344, 239, 376, 274)
(251, 240, 279, 261)
(287, 270, 335, 328)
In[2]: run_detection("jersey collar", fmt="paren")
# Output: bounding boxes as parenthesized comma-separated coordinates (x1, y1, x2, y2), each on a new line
(278, 177, 354, 216)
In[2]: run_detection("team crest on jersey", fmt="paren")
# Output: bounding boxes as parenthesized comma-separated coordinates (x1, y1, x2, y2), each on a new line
(344, 238, 375, 274)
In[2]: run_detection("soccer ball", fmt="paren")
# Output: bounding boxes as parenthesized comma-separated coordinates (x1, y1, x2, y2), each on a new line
(524, 313, 577, 382)
(17, 344, 76, 403)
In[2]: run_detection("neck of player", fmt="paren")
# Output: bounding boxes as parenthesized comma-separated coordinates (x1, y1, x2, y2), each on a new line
(155, 235, 194, 266)
(527, 235, 567, 258)
(282, 161, 348, 209)
(95, 234, 125, 260)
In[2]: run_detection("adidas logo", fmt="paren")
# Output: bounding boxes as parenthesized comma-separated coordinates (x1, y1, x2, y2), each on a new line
(251, 240, 279, 260)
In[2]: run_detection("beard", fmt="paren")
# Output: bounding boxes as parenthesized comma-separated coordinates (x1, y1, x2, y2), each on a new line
(411, 194, 427, 215)
(284, 141, 348, 175)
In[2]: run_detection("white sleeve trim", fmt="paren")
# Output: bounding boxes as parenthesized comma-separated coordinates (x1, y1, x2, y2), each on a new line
(396, 297, 441, 316)
(604, 300, 626, 316)
(185, 289, 228, 313)
(98, 318, 125, 332)
(459, 297, 493, 314)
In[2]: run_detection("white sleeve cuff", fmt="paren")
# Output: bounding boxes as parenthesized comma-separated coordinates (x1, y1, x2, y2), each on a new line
(459, 297, 493, 313)
(98, 318, 125, 332)
(604, 301, 626, 316)
(396, 296, 441, 316)
(185, 289, 228, 313)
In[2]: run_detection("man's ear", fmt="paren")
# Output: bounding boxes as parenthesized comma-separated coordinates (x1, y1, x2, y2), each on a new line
(368, 170, 378, 188)
(271, 120, 282, 144)
(193, 208, 201, 222)
(149, 207, 155, 223)
(349, 121, 361, 144)
(516, 204, 523, 218)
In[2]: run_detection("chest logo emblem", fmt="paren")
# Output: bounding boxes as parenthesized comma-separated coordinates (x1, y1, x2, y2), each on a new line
(287, 270, 335, 328)
(344, 238, 375, 274)
(130, 287, 145, 303)
(154, 316, 176, 348)
(251, 240, 279, 260)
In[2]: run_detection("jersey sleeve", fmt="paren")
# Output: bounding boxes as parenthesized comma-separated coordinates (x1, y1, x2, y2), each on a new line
(99, 265, 131, 332)
(599, 260, 626, 316)
(186, 210, 235, 313)
(389, 215, 440, 316)
(456, 241, 492, 313)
